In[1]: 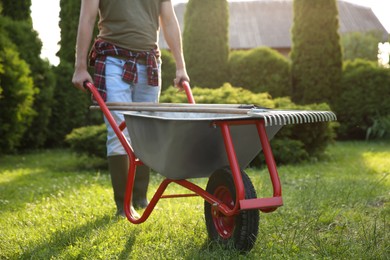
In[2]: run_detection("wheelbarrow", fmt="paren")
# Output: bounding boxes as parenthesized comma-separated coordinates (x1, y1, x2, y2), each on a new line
(84, 81, 336, 252)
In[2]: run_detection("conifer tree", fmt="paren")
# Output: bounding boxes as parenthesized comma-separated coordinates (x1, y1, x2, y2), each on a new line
(0, 0, 55, 150)
(0, 0, 31, 23)
(46, 0, 96, 146)
(290, 0, 342, 104)
(183, 0, 229, 88)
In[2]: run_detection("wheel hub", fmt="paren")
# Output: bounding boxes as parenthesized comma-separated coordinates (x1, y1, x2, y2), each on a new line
(212, 186, 236, 239)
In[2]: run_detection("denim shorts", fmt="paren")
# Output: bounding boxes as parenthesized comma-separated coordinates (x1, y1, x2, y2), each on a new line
(104, 56, 161, 156)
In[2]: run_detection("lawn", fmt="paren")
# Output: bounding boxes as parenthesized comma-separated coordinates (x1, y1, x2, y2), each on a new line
(0, 141, 388, 259)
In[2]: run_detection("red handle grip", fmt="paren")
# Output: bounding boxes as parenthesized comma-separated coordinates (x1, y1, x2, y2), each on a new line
(181, 81, 195, 104)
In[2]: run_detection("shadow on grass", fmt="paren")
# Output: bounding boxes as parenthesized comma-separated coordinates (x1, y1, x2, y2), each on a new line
(0, 151, 110, 214)
(0, 169, 110, 214)
(18, 215, 119, 258)
(117, 229, 141, 260)
(183, 239, 249, 259)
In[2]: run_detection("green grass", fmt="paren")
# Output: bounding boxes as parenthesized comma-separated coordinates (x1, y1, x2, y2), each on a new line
(0, 142, 389, 259)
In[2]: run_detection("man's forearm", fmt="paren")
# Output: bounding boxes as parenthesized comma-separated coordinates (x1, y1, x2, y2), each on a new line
(163, 24, 185, 69)
(74, 0, 99, 69)
(160, 3, 186, 70)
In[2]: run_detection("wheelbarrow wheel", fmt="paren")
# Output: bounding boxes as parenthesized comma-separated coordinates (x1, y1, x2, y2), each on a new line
(204, 167, 259, 252)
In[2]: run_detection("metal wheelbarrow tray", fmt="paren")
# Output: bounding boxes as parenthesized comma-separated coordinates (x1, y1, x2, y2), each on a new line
(84, 81, 336, 252)
(122, 110, 281, 180)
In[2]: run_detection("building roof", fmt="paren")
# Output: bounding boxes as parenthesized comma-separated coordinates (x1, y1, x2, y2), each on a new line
(159, 0, 389, 50)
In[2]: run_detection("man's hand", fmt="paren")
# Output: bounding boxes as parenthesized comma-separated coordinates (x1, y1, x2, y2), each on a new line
(72, 67, 93, 92)
(174, 68, 190, 90)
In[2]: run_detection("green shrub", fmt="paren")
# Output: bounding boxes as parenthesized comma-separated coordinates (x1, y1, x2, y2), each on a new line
(333, 59, 390, 140)
(341, 31, 383, 62)
(229, 47, 291, 98)
(366, 114, 390, 140)
(161, 83, 275, 107)
(252, 138, 309, 167)
(65, 124, 107, 158)
(273, 97, 337, 158)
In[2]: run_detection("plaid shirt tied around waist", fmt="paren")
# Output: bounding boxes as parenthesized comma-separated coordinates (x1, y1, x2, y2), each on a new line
(89, 39, 159, 101)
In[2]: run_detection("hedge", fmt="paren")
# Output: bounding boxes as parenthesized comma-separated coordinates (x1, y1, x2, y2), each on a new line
(65, 124, 107, 158)
(229, 47, 291, 98)
(333, 59, 390, 140)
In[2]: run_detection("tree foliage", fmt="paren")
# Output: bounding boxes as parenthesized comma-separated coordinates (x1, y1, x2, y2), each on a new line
(58, 0, 82, 64)
(46, 0, 101, 147)
(2, 17, 56, 149)
(0, 0, 31, 23)
(183, 0, 229, 88)
(46, 62, 97, 147)
(0, 18, 36, 154)
(161, 49, 176, 91)
(341, 30, 383, 61)
(58, 0, 98, 64)
(290, 0, 342, 105)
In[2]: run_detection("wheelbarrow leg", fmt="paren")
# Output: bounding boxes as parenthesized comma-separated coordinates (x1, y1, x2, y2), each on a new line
(233, 120, 283, 212)
(219, 122, 245, 205)
(255, 120, 282, 198)
(215, 119, 283, 212)
(204, 121, 260, 252)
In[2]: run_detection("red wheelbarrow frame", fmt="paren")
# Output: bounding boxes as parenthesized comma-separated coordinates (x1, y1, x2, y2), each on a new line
(84, 81, 283, 224)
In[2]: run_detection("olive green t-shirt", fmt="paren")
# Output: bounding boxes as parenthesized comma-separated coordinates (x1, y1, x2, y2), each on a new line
(98, 0, 170, 52)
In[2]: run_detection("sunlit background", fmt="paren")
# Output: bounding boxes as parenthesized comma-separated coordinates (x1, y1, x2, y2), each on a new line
(31, 0, 390, 67)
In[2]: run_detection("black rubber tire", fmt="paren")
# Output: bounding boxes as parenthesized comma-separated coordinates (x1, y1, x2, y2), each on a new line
(204, 167, 259, 252)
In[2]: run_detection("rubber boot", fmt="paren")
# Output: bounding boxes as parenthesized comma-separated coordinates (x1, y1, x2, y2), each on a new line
(132, 165, 150, 209)
(107, 155, 140, 218)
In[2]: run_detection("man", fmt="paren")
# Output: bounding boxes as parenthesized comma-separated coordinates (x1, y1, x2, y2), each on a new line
(72, 0, 189, 217)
